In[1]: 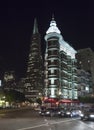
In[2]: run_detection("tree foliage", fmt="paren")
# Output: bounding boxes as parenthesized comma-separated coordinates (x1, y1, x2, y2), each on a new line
(4, 90, 25, 103)
(0, 90, 5, 99)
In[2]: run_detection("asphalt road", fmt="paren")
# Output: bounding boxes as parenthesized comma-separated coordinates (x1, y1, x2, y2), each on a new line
(0, 107, 94, 130)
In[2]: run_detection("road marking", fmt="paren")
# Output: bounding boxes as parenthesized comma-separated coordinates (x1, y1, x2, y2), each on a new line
(50, 118, 80, 125)
(17, 118, 79, 130)
(17, 123, 48, 130)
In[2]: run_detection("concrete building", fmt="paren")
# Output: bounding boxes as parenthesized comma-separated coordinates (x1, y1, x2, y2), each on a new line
(44, 17, 78, 100)
(77, 69, 92, 96)
(3, 71, 16, 90)
(76, 48, 94, 95)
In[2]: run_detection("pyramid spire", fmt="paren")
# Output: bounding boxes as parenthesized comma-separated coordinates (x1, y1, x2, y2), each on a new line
(33, 18, 39, 34)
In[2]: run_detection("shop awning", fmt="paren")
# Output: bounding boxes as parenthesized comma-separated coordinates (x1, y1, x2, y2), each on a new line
(71, 100, 80, 103)
(59, 99, 80, 103)
(59, 99, 72, 103)
(44, 98, 58, 103)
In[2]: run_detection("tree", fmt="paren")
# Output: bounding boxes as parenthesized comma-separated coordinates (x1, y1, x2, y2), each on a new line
(0, 90, 5, 100)
(4, 90, 25, 103)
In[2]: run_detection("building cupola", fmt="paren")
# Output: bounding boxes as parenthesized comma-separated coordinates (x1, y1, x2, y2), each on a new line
(46, 15, 61, 34)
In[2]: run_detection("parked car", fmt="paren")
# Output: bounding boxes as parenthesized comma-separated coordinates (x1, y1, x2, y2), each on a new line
(80, 108, 94, 120)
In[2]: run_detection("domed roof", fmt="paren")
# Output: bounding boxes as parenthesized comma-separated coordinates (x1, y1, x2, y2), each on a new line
(46, 16, 61, 34)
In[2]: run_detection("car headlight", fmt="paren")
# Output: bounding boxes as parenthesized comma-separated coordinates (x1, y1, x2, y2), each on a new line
(58, 111, 61, 114)
(80, 113, 84, 117)
(46, 111, 50, 114)
(66, 112, 71, 115)
(89, 114, 94, 118)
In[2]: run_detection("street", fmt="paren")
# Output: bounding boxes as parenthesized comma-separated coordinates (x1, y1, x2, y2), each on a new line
(0, 107, 94, 130)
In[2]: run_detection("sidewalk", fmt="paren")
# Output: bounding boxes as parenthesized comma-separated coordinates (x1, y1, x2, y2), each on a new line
(0, 106, 33, 114)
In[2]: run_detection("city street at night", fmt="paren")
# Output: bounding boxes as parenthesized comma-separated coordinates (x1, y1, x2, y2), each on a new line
(0, 107, 94, 130)
(0, 1, 94, 130)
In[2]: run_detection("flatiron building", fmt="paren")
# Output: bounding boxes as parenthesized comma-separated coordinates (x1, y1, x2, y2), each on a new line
(44, 17, 78, 100)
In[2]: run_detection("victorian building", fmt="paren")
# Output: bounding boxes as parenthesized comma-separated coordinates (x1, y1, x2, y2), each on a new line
(44, 17, 78, 100)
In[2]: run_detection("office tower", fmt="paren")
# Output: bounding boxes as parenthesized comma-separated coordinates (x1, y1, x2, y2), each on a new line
(24, 18, 44, 101)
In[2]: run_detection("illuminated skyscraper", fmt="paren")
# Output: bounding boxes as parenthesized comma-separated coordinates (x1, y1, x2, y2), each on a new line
(44, 17, 78, 100)
(24, 18, 44, 100)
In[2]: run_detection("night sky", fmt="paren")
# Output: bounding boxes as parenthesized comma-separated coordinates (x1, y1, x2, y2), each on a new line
(0, 0, 94, 79)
